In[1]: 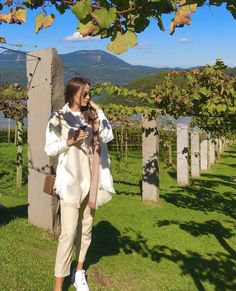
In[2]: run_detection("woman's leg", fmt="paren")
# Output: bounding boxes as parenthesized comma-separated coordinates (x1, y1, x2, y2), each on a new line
(54, 200, 79, 290)
(54, 277, 64, 291)
(75, 194, 96, 270)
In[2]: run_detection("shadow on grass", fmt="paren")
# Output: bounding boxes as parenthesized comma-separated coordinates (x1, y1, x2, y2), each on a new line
(167, 168, 177, 180)
(0, 204, 28, 226)
(113, 179, 140, 187)
(156, 219, 236, 259)
(113, 179, 142, 196)
(68, 221, 236, 290)
(155, 219, 236, 289)
(0, 170, 8, 179)
(162, 169, 236, 220)
(64, 145, 236, 289)
(218, 162, 236, 169)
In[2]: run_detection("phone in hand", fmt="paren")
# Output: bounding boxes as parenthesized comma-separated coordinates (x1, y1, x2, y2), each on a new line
(73, 125, 87, 139)
(80, 100, 90, 111)
(80, 125, 87, 131)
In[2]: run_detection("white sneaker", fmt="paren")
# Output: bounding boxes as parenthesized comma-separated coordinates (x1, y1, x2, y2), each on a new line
(73, 269, 90, 291)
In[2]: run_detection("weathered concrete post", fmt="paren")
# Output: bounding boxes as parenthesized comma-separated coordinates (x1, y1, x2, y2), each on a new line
(177, 123, 189, 185)
(142, 114, 160, 202)
(222, 137, 226, 151)
(200, 133, 209, 170)
(215, 138, 220, 159)
(209, 138, 216, 165)
(27, 48, 64, 234)
(191, 129, 200, 177)
(219, 138, 223, 154)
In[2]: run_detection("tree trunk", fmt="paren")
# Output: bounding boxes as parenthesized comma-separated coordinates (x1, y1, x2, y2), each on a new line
(8, 118, 11, 145)
(168, 142, 173, 167)
(125, 127, 128, 164)
(115, 128, 119, 154)
(120, 126, 124, 157)
(14, 117, 18, 145)
(16, 119, 23, 189)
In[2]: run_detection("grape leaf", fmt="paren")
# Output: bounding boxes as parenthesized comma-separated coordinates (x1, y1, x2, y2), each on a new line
(78, 18, 100, 36)
(72, 0, 92, 20)
(14, 7, 26, 23)
(35, 13, 55, 33)
(0, 13, 12, 23)
(170, 3, 197, 34)
(91, 7, 117, 28)
(107, 30, 137, 54)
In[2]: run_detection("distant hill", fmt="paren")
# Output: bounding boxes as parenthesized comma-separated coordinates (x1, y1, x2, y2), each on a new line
(1, 49, 235, 86)
(126, 65, 236, 94)
(0, 49, 161, 86)
(227, 67, 236, 76)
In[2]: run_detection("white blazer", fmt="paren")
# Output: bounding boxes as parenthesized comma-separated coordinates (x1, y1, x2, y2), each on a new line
(44, 103, 116, 208)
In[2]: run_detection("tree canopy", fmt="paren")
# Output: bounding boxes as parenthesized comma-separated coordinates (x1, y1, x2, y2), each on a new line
(91, 59, 236, 136)
(0, 1, 236, 54)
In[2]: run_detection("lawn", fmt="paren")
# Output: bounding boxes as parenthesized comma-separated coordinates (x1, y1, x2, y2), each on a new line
(0, 142, 236, 291)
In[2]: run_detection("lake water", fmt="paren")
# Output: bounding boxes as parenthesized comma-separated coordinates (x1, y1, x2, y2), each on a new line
(0, 111, 28, 129)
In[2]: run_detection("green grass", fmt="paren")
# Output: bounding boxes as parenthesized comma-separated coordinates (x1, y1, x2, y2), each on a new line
(0, 142, 236, 290)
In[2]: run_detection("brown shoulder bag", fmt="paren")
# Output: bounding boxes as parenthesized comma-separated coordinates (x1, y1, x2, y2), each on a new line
(43, 111, 63, 197)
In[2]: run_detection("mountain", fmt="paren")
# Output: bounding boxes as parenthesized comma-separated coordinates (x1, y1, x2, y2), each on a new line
(0, 49, 160, 86)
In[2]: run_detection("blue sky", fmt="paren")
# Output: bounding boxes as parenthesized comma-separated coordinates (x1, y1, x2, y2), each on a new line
(0, 4, 236, 68)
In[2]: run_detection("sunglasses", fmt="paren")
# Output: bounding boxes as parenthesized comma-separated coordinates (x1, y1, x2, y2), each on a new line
(82, 89, 94, 99)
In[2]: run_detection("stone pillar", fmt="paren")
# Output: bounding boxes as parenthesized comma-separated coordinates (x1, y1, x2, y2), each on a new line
(219, 138, 223, 154)
(191, 130, 200, 177)
(142, 114, 160, 202)
(222, 137, 226, 151)
(27, 48, 64, 233)
(177, 123, 189, 185)
(215, 138, 220, 159)
(209, 139, 215, 165)
(200, 133, 209, 170)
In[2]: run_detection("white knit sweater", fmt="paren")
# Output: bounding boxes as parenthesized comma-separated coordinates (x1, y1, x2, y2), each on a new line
(44, 102, 116, 209)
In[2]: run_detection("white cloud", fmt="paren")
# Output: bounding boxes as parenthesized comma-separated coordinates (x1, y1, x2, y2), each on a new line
(178, 37, 191, 43)
(136, 42, 149, 49)
(64, 32, 101, 42)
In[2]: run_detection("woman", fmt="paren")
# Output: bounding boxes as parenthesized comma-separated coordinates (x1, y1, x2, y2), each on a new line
(44, 77, 115, 291)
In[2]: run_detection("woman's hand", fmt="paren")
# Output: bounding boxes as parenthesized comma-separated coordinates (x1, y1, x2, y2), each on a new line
(89, 100, 100, 111)
(66, 129, 88, 147)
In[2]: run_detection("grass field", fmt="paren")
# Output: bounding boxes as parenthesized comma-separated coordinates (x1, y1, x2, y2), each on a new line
(0, 142, 236, 291)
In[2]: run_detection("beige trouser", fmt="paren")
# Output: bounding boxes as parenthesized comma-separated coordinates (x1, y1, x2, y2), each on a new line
(54, 193, 96, 277)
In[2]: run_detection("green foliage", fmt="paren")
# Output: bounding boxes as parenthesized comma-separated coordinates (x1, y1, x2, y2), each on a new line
(1, 1, 236, 54)
(107, 30, 137, 54)
(0, 127, 27, 143)
(90, 59, 236, 136)
(127, 70, 188, 93)
(1, 60, 235, 137)
(151, 59, 236, 136)
(72, 0, 92, 20)
(0, 84, 27, 121)
(0, 143, 28, 195)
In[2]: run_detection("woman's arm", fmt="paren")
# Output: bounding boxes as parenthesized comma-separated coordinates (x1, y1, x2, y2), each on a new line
(96, 108, 114, 144)
(44, 121, 69, 158)
(44, 112, 89, 158)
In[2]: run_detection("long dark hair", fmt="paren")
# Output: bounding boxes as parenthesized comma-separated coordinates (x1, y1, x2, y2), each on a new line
(64, 76, 99, 152)
(64, 76, 97, 122)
